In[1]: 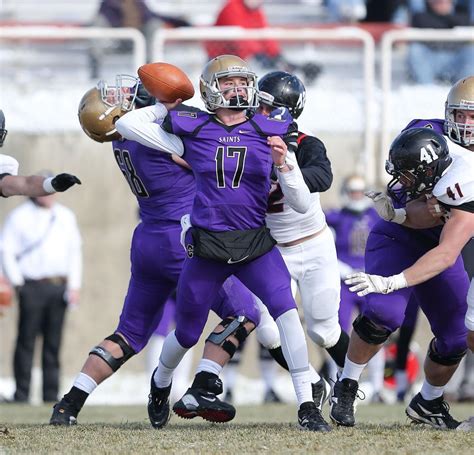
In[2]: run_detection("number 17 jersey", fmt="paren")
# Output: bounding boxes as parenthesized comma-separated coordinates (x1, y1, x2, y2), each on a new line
(162, 110, 297, 232)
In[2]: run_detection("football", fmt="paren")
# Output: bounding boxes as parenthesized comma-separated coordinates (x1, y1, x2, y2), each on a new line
(137, 62, 195, 103)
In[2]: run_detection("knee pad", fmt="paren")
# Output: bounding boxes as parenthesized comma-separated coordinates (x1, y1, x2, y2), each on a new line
(206, 316, 250, 358)
(427, 338, 467, 366)
(89, 333, 136, 372)
(255, 317, 280, 349)
(353, 315, 392, 345)
(306, 315, 341, 348)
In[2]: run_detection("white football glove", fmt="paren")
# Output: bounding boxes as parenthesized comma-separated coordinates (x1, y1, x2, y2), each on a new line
(365, 190, 406, 224)
(344, 272, 408, 296)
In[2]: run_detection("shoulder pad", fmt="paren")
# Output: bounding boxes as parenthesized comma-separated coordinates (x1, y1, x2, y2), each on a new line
(168, 110, 210, 135)
(269, 107, 292, 122)
(403, 118, 445, 135)
(433, 153, 474, 207)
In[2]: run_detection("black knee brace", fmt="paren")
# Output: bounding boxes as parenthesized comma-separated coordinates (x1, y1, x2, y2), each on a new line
(206, 316, 250, 358)
(353, 315, 392, 345)
(89, 333, 136, 372)
(427, 338, 467, 366)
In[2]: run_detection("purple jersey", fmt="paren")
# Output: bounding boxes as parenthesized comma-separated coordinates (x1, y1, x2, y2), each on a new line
(112, 138, 195, 224)
(162, 110, 296, 231)
(326, 207, 380, 271)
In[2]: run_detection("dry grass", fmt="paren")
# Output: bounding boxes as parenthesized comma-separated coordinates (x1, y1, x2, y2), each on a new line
(1, 402, 472, 454)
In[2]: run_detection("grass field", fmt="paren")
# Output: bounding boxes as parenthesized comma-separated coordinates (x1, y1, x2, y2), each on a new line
(1, 402, 472, 454)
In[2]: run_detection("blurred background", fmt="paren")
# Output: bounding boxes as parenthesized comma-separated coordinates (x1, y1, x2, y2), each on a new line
(0, 0, 473, 406)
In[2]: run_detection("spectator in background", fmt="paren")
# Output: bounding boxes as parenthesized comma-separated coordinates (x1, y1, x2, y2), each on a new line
(2, 185, 82, 403)
(408, 0, 473, 84)
(89, 0, 190, 78)
(206, 0, 322, 84)
(363, 0, 408, 22)
(325, 0, 367, 22)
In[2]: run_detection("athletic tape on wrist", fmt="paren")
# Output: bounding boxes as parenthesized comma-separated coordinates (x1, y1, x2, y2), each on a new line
(42, 177, 56, 194)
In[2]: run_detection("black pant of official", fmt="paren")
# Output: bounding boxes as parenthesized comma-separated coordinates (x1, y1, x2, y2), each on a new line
(13, 280, 67, 403)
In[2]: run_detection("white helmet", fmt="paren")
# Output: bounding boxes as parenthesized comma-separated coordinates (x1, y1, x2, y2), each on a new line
(341, 175, 372, 213)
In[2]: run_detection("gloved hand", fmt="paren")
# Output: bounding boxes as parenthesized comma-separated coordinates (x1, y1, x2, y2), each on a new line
(50, 174, 82, 192)
(365, 190, 406, 224)
(344, 272, 408, 296)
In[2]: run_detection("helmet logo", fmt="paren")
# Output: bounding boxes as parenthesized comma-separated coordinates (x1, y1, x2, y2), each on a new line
(419, 144, 439, 164)
(459, 99, 474, 108)
(296, 92, 305, 110)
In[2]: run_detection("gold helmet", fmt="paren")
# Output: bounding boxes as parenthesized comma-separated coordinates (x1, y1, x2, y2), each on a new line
(199, 55, 258, 112)
(445, 75, 474, 147)
(78, 75, 139, 143)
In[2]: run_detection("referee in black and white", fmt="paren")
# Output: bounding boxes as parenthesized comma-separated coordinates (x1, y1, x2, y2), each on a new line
(2, 182, 82, 403)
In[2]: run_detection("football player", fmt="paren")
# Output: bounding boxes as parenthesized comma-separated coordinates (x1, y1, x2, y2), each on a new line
(175, 71, 343, 417)
(330, 122, 471, 430)
(50, 76, 261, 427)
(0, 109, 81, 197)
(115, 55, 331, 432)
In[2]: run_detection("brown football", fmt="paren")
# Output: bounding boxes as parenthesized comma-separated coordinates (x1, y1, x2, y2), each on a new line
(138, 62, 195, 103)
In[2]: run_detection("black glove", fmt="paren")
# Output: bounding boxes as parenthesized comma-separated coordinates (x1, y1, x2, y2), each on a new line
(51, 173, 82, 192)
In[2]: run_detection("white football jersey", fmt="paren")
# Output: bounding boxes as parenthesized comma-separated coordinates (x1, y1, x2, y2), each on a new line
(433, 143, 474, 209)
(266, 188, 326, 244)
(0, 153, 19, 176)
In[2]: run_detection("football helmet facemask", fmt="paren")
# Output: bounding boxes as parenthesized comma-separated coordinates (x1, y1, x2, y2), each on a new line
(258, 71, 306, 119)
(78, 75, 140, 143)
(200, 55, 258, 112)
(386, 128, 452, 203)
(445, 75, 474, 147)
(0, 109, 7, 147)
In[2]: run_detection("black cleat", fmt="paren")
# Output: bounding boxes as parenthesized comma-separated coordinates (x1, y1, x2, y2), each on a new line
(173, 387, 236, 423)
(148, 372, 172, 429)
(298, 401, 332, 432)
(312, 378, 331, 411)
(49, 398, 78, 426)
(406, 393, 460, 430)
(329, 378, 360, 427)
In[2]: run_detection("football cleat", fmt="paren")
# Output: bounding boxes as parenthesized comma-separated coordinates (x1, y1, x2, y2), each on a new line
(298, 401, 332, 432)
(173, 387, 236, 423)
(329, 378, 360, 427)
(49, 398, 78, 426)
(148, 373, 172, 429)
(312, 377, 331, 411)
(406, 393, 460, 430)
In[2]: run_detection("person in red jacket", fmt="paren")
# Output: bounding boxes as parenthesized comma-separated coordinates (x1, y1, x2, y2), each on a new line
(206, 0, 322, 84)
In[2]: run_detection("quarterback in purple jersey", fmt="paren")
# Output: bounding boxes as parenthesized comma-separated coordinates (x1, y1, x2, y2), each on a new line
(50, 76, 259, 426)
(116, 55, 331, 432)
(330, 113, 471, 429)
